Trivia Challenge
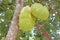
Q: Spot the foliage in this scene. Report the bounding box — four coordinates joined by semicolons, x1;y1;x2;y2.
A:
0;0;60;40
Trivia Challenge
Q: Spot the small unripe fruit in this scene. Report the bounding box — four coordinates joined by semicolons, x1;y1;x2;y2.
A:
19;6;35;32
31;3;49;20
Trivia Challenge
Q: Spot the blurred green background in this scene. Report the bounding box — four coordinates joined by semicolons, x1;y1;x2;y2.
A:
0;0;60;40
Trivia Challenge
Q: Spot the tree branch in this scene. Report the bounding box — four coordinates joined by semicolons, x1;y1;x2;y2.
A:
5;0;24;40
35;24;52;40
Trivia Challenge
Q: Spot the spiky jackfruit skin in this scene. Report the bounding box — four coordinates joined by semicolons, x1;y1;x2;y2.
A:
31;3;49;20
19;6;35;32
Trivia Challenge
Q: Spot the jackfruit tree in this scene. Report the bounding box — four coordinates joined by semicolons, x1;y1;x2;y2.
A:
0;0;60;40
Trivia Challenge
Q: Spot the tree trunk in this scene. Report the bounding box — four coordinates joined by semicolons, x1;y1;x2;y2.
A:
5;0;24;40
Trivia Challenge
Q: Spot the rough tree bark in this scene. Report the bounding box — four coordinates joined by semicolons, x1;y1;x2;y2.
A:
5;0;52;40
5;0;24;40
